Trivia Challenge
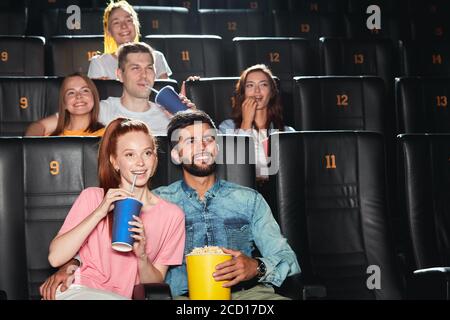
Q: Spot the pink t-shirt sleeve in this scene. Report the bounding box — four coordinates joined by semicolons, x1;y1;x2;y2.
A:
58;188;103;237
150;202;185;266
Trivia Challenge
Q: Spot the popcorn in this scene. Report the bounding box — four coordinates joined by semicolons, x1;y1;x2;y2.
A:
189;246;225;255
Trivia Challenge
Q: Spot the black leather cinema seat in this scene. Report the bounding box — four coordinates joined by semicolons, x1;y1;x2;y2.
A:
47;36;103;76
410;14;450;41
0;77;61;136
0;36;45;76
270;131;403;299
293;76;388;132
398;134;450;269
198;9;266;74
344;14;413;41
42;8;104;38
320;38;395;94
0;139;27;300
272;0;347;13
199;0;269;10
22;137;100;299
399;41;450;76
34;0;93;9
396;77;450;133
144;35;225;83
234;37;319;79
408;0;450;15
398;134;450;299
0;8;28;36
199;9;267;43
273;12;344;39
346;0;403;15
133;6;189;36
184;77;238;125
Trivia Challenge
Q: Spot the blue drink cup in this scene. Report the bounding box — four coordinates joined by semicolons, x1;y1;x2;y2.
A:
155;85;188;114
112;197;143;252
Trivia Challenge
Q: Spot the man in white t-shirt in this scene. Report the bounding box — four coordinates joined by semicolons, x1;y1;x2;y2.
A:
25;42;194;136
88;49;172;81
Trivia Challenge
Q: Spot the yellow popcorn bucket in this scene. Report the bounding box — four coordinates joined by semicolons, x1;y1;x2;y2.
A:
186;253;232;300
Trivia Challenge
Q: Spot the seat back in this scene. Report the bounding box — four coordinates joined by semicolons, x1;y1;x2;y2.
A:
184;77;238;125
144;35;225;83
398;134;450;269
133;6;189;35
47;36;103;76
273;12;344;39
23;137;100;299
199;9;267;43
198;9;266;74
0;138;27;300
0;36;45;76
396;77;450;133
272;0;347;13
0;77;61;136
0;9;27;36
344;14;412;41
270;131;402;299
399;40;450;76
42;8;103;38
293;76;388;132
320;38;395;95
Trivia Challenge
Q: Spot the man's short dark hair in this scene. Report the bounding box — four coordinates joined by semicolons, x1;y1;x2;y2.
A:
167;110;217;147
117;42;154;71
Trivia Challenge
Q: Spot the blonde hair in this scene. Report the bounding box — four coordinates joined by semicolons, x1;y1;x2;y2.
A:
103;0;141;54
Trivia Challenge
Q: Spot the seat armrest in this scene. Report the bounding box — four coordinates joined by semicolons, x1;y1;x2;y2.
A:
0;290;6;300
302;285;327;300
275;274;327;300
132;283;172;300
414;267;450;276
407;267;450;299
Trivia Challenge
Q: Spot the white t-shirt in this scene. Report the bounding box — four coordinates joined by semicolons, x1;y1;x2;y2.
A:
99;97;170;135
88;51;172;80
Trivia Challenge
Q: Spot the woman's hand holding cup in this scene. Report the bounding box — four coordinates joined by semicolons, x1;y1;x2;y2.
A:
129;215;147;259
96;188;134;218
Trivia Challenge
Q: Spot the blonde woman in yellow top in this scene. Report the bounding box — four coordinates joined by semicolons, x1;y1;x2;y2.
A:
87;0;172;80
25;73;105;137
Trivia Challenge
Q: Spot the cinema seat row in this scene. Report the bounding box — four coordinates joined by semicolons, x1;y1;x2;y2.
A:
2;131;450;299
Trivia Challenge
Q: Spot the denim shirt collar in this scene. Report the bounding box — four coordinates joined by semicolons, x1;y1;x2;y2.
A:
181;178;222;200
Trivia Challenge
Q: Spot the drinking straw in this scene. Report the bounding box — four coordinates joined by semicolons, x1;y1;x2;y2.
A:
130;174;137;194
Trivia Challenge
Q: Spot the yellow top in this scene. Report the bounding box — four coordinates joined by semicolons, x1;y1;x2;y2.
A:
59;127;105;137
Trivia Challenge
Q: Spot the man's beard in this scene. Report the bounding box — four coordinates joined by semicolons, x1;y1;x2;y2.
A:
182;162;216;177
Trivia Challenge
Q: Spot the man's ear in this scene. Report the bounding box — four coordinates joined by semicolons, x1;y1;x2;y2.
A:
116;67;123;83
171;147;181;165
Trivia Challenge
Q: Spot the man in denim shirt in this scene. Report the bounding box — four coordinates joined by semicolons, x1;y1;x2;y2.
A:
156;110;300;299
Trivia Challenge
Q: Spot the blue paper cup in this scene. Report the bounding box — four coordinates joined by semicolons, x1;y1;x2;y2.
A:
155;85;188;114
112;197;143;252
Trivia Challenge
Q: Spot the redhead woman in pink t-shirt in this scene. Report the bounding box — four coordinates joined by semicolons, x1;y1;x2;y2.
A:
46;118;185;300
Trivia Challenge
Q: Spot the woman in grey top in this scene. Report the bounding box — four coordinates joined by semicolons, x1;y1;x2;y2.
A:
219;64;295;180
88;1;172;80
